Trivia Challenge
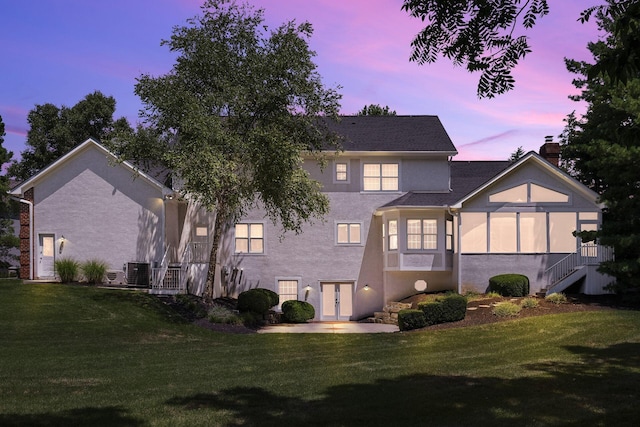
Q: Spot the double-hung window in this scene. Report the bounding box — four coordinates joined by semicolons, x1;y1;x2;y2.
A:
337;222;361;245
363;163;398;191
277;279;298;309
335;162;348;182
407;219;437;250
234;223;264;254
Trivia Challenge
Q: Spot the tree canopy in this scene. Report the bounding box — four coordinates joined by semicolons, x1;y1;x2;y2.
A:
357;104;397;116
0;115;19;268
402;0;549;98
561;0;640;296
8;91;132;181
121;0;342;298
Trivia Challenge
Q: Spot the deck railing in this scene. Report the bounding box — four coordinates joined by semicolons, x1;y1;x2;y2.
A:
545;244;614;288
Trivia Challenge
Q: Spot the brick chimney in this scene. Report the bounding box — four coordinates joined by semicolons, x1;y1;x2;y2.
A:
539;136;561;167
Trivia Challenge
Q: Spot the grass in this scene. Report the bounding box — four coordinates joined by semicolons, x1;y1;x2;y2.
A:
1;280;640;426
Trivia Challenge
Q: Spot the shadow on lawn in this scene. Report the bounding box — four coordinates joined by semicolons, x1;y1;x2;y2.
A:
0;406;142;427
166;342;640;427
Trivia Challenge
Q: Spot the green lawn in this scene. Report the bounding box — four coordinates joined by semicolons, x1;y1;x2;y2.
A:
1;280;639;426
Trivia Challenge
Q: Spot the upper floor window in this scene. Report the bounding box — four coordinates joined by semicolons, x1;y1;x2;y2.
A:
234;223;264;254
407;219;437;250
337;222;361;245
363;163;398;191
335;162;348;182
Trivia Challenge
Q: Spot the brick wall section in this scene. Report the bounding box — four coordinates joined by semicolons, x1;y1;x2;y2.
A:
19;187;33;279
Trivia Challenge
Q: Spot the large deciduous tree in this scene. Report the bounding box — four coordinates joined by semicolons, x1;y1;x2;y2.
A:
124;0;342;299
561;0;640;296
402;0;549;98
0;116;19;269
8;91;132;181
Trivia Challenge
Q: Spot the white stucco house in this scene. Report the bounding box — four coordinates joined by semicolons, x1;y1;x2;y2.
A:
9;116;613;320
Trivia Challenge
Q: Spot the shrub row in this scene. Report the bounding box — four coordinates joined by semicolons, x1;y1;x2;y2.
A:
54;258;108;284
398;293;468;331
488;274;530;297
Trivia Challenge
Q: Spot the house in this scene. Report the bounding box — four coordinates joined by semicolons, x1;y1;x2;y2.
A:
9;117;612;321
8;138;213;294
216;116;612;320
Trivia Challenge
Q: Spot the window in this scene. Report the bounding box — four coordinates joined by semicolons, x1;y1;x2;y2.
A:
335;162;348;182
277;279;298;309
519;212;547;253
549;212;577;252
460;213;487;253
489;183;569;203
407;219;437;250
388;220;398;250
446;219;453;251
195;226;208;237
234;223;264;254
337;222;361;244
363;163;398;191
489;213;517;253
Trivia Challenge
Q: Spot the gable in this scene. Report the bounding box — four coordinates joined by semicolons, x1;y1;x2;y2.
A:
453;153;600;210
9;139;172;198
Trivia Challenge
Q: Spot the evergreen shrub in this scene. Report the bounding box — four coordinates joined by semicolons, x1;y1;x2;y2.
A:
254;288;279;308
237;289;271;314
488;274;530;297
418;293;467;325
398;309;427;331
281;300;315;323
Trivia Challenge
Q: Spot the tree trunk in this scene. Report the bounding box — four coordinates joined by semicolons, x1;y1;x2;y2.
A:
204;211;225;301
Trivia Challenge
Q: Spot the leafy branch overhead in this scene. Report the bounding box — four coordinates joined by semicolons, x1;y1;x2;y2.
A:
402;0;549;98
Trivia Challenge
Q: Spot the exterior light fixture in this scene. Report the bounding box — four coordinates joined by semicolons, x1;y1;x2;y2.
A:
305;285;312;291
363;284;370;291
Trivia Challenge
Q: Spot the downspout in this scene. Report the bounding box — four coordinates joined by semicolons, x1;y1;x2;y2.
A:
446;205;460;294
11;196;33;280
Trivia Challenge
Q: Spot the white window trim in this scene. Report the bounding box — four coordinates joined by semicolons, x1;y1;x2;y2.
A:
276;277;301;310
406;218;438;251
234;222;266;255
333;161;350;184
362;162;400;192
335;221;363;246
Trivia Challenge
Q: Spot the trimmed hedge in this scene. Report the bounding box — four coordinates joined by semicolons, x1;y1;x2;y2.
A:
488;274;530;297
281;300;315;323
398;309;427;331
237;289;271;314
418;293;467;326
253;288;279;308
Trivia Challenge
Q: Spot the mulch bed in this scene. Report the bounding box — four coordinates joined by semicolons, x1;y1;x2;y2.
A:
160;293;633;334
401;293;624;331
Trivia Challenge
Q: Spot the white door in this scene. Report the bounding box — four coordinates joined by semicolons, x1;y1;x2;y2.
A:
321;283;353;321
38;234;55;278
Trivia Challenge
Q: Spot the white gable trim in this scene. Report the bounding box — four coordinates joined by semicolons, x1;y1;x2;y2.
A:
450;152;602;209
9;138;173;197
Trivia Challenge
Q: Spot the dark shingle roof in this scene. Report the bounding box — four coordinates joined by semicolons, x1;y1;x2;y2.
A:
326;116;457;153
380;160;510;208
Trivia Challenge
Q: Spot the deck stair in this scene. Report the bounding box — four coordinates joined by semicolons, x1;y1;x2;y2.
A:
540;244;613;296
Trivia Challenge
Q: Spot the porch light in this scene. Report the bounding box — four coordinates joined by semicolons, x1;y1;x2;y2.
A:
305;285;312;292
363;284;370;291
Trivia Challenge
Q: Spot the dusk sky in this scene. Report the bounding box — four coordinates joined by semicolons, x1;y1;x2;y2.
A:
1;0;601;163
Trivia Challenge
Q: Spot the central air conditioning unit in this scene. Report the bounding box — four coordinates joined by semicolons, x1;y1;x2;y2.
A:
126;262;150;287
105;270;126;285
